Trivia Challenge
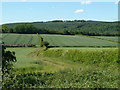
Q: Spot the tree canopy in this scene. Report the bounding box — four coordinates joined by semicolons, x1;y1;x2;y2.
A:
2;20;119;36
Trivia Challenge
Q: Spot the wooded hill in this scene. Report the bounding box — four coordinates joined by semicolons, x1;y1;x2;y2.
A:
2;20;119;36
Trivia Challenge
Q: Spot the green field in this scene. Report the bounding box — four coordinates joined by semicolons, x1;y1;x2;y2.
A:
7;47;65;73
2;34;39;45
2;34;119;88
4;47;119;88
93;36;119;42
8;47;118;71
2;34;118;47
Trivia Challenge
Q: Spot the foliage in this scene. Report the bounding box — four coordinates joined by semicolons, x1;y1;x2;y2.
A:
2;20;119;36
2;68;119;88
63;30;71;35
43;41;49;48
2;44;17;75
40;37;43;47
38;34;43;47
2;24;7;33
14;24;37;34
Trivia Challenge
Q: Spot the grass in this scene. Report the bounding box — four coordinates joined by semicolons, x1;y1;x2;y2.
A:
3;34;118;47
7;47;67;74
4;47;119;88
95;36;118;42
7;47;118;73
3;34;39;45
31;47;119;88
7;47;36;68
49;47;118;50
41;34;118;47
2;33;119;88
35;47;118;64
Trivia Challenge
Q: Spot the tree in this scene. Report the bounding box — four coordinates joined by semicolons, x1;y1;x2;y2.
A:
14;24;38;34
14;25;26;33
63;30;71;35
43;41;49;50
37;33;43;47
40;37;43;47
2;24;7;33
2;44;16;75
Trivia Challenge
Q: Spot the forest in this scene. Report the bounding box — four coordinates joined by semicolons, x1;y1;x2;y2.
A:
1;20;119;36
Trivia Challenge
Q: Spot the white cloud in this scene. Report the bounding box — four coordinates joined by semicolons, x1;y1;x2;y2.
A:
74;9;84;13
81;1;92;5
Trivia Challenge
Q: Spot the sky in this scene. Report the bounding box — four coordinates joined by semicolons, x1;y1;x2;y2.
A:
1;1;119;24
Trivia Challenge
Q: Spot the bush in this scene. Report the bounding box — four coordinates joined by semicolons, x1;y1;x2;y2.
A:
43;41;49;49
2;69;118;88
2;45;17;75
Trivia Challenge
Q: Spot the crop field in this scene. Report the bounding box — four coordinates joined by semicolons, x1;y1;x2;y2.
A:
41;34;118;47
2;34;39;45
94;36;119;42
2;34;118;47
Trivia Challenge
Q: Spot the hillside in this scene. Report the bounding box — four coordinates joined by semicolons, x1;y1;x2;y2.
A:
2;20;118;36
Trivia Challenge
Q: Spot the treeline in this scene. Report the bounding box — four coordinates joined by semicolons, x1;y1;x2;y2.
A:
1;20;119;36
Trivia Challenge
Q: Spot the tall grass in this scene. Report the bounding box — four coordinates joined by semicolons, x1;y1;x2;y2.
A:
36;48;118;65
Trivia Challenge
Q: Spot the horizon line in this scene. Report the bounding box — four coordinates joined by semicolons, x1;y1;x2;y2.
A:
1;19;118;25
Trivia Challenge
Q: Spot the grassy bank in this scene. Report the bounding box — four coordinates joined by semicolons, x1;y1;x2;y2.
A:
35;48;118;65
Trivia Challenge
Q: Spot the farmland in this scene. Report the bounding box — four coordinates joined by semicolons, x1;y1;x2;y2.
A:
4;47;119;88
2;33;119;88
1;2;119;88
93;36;119;42
2;34;118;47
2;34;39;45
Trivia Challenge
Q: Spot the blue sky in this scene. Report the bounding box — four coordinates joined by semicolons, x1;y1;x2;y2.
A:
2;2;118;24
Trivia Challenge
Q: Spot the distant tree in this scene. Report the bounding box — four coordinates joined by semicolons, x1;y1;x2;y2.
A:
14;25;26;33
14;24;37;34
2;24;7;33
2;20;118;36
51;20;63;22
74;20;86;22
8;28;14;33
63;30;71;35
